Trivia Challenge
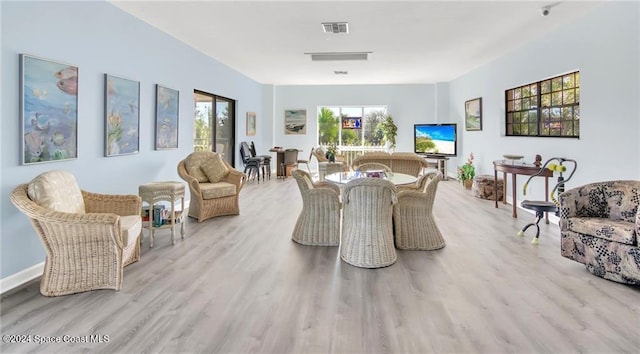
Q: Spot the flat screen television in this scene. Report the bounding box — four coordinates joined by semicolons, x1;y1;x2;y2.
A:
413;123;457;157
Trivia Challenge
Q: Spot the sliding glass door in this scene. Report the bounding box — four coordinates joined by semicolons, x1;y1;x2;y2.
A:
194;90;235;167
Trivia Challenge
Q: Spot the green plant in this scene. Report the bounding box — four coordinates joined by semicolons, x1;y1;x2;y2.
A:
324;142;338;162
457;152;475;181
379;115;398;148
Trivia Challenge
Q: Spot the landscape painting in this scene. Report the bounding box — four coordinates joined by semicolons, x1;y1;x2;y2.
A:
105;74;140;156
284;109;306;135
155;85;179;149
20;54;78;164
465;97;482;131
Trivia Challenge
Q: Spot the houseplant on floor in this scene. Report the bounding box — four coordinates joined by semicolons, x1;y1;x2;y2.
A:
458;152;475;189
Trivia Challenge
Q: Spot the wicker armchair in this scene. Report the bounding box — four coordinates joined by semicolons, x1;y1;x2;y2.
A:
351;152;392;171
352;152;429;177
393;171;445;250
340;178;398;268
312;147;347;181
9;170;142;296
354;162;392;173
390;152;430;177
177;151;247;222
291;170;341;246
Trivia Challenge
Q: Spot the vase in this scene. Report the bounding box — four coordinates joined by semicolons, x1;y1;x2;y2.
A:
463;179;473;190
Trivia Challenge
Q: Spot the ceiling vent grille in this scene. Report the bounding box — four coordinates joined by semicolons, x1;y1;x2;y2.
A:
334;71;348;75
322;22;349;34
305;52;371;61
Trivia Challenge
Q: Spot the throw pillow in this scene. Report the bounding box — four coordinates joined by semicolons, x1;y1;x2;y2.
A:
27;170;85;213
200;155;230;183
185;151;213;182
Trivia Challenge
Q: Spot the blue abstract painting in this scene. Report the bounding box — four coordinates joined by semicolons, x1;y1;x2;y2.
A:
105;74;140;156
21;54;78;164
155;85;179;149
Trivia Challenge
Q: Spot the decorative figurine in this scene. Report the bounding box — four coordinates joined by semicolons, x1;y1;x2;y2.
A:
534;154;542;167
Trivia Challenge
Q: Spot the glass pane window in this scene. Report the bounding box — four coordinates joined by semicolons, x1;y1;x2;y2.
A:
505;71;579;138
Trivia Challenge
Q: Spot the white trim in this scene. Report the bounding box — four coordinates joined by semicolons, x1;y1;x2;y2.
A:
0;262;44;294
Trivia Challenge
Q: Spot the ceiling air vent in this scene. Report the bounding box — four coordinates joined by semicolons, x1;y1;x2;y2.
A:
334;71;348;75
322;22;349;34
305;52;371;61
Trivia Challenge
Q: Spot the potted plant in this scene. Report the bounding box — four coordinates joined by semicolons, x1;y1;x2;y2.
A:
379;115;398;151
325;143;338;162
457;152;475;189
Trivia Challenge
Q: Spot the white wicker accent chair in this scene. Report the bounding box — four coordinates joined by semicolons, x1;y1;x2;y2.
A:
340;178;398;268
393;171;445;250
10;170;142;296
291;170;341;246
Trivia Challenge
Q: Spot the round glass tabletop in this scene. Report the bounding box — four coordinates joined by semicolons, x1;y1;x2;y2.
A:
325;171;417;186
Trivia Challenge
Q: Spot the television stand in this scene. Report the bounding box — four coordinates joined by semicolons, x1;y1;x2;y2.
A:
421;155;449;179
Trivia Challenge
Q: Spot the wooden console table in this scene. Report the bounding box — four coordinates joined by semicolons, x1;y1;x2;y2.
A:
493;161;553;223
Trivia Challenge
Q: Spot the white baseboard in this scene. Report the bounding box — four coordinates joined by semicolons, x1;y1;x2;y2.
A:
0;262;44;294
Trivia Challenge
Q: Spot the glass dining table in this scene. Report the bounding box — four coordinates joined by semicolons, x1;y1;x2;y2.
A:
325;171;417;186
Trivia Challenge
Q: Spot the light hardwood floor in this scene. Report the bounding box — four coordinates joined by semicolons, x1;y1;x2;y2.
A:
1;174;639;354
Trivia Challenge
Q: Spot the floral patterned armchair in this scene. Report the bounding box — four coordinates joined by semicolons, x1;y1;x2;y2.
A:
559;180;640;284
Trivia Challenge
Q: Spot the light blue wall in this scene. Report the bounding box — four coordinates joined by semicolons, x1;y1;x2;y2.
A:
448;1;639;202
274;84;446;169
1;1;264;278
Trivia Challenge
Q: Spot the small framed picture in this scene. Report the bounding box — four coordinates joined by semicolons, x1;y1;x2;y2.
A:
246;112;256;136
465;97;482;131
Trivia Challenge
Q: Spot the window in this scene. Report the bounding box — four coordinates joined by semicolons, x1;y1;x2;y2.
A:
506;71;580;137
317;106;388;147
194;90;236;166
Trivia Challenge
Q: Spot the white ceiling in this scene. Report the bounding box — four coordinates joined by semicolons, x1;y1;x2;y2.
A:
110;0;604;86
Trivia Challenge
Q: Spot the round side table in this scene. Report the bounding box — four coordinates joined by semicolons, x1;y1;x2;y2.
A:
138;181;186;248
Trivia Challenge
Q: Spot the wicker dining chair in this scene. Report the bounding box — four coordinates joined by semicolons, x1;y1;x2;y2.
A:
10;170;142;296
291;170;341;246
340;178;398;268
354;162;392;173
393;171;445;250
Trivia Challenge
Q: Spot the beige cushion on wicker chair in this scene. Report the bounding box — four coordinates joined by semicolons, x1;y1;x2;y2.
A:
184;151;212;182
120;215;142;247
27;170;85;213
200;182;237;199
200;154;230;183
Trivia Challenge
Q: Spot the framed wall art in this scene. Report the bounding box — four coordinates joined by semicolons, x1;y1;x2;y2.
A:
20;54;78;164
105;74;140;157
465;97;483;131
246;112;256;136
155;84;179;150
284;109;306;135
